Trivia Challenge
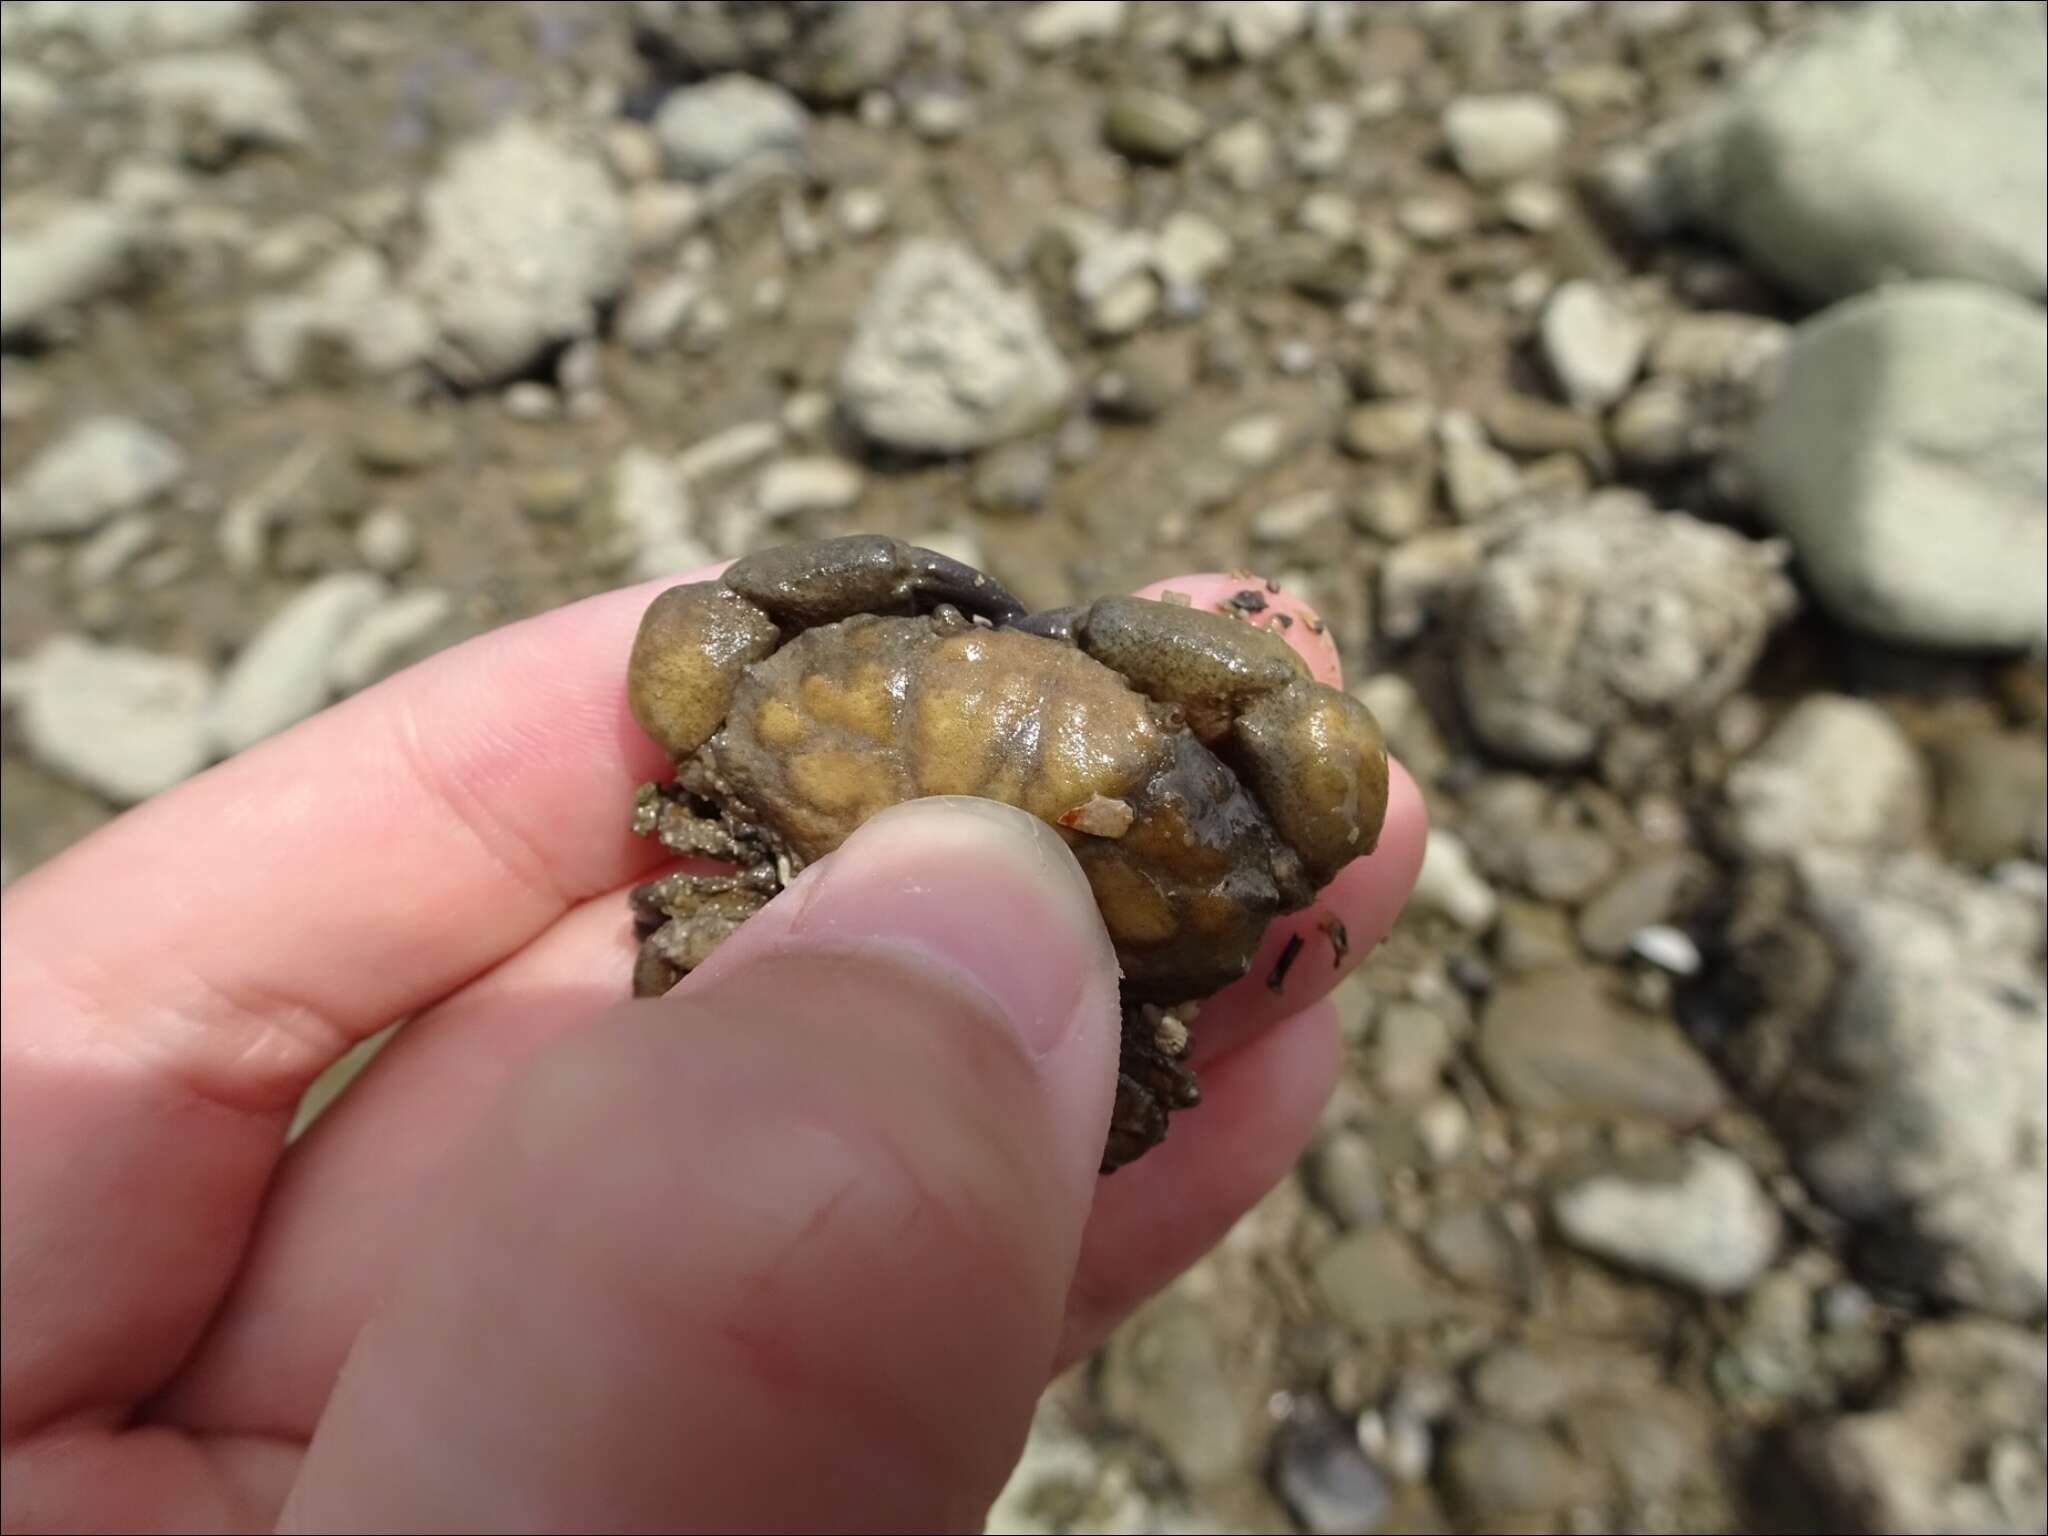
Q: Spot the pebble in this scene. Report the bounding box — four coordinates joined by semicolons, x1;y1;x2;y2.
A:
1374;1002;1453;1103
1018;0;1127;52
352;409;454;474
617;273;700;355
1250;489;1338;545
1316;1228;1461;1332
1305;1132;1383;1228
1288;102;1354;179
1480;394;1604;461
126;49;309;165
0;199;146;344
1541;281;1647;410
353;507;418;574
1553;1140;1782;1296
1341;399;1434;460
1104;87;1206;162
502;382;557;420
1576;851;1711;958
1456;496;1797;767
204;574;388;757
1477;965;1725;1125
1422;1204;1528;1296
1416;1095;1472;1166
907;92;972;143
1219;412;1290;470
1208;118;1277;192
1442;1418;1596;1522
1611;377;1697;468
1630;924;1701;977
1151;211;1233;289
2;415;186;542
1272;1406;1392;1535
406;119;628;387
676;421;783;484
592;446;695;579
1411;829;1499;933
245;247;435;388
1099;1294;1251;1478
1738;281;2046;653
329;588;455;693
1442;93;1570;184
622;185;703;260
1933;729;2048;868
14;635;214;804
1395;192;1472;245
967;441;1051;516
603;119;661;184
837;240;1070;455
752;456;865;521
69;513;156;588
1436;411;1518;520
653;74;808;179
832;186;889;240
1722;695;1928;861
1499;180;1565;232
1378;527;1484;641
1492;897;1579;974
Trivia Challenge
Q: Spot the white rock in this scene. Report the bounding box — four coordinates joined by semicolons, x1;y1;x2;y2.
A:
407;120;629;387
8;0;252;53
204;574;388;756
1412;829;1499;933
753;456;864;520
653;74;808;179
625;182;704;257
330;588;454;693
244;246;434;387
617;273;700;355
1443;93;1570;184
1600;1;2046;302
1541;281;1647;410
836;240;1071;455
1738;281;2047;653
0;199;146;343
1457;496;1797;766
1019;0;1126;51
1203;0;1309;60
354;507;418;575
593;446;694;576
1379;528;1486;642
1792;850;2047;1319
1630;924;1702;977
125;51;309;161
1553;1140;1781;1296
14;635;214;804
1438;410;1520;520
675;421;784;484
833;186;889;240
1207;117;1276;191
1724;695;1928;860
1151;210;1233;288
69;512;157;588
2;416;186;542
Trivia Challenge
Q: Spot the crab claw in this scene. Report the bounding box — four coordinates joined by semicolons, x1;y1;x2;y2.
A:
724;534;1028;629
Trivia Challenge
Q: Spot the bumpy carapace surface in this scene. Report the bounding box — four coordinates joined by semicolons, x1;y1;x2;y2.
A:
625;535;1388;1171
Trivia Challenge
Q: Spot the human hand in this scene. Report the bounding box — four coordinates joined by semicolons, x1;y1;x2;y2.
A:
0;563;1426;1534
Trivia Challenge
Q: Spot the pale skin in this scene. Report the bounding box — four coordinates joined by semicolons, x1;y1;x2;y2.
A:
0;563;1428;1533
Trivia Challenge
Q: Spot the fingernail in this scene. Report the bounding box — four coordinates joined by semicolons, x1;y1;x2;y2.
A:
786;797;1116;1059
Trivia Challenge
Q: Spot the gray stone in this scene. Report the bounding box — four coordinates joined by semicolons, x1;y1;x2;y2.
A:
1456;495;1797;767
1104;88;1206;162
972;441;1054;515
330;588;455;693
1738;281;2047;653
652;74;808;179
1203;0;1309;61
1316;1229;1461;1332
1540;281;1647;410
1341;400;1434;460
1374;1002;1454;1103
2;416;185;542
1250;489;1338;546
13;635;214;804
1151;211;1232;289
587;446;703;580
0;199;147;344
1602;2;2046;303
1437;411;1519;521
7;0;253;53
837;240;1071;456
1272;1407;1392;1536
1443;93;1570;184
1934;729;2048;868
1304;1132;1383;1229
1379;527;1486;642
1790;851;2047;1319
245;247;435;388
205;574;388;755
69;513;156;588
1442;1418;1596;1523
617;273;700;355
1553;1140;1782;1296
1519;826;1618;905
626;183;705;257
1411;829;1498;933
126;50;308;165
905;92;971;143
1724;695;1929;860
1493;897;1580;974
1480;394;1604;461
1478;965;1726;1125
1207;118;1277;193
1100;1294;1251;1482
1610;377;1699;468
1422;1205;1528;1296
1577;851;1713;959
407;120;629;387
352;409;454;475
1651;311;1789;385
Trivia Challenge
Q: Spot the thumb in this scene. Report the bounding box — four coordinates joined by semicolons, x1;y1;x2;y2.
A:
283;798;1123;1535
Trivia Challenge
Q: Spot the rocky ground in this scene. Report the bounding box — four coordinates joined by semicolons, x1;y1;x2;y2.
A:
3;1;2046;1532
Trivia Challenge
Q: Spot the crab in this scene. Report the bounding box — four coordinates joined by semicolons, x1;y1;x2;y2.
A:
623;535;1389;1172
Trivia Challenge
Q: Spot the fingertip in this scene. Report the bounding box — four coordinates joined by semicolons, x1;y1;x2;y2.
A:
1130;571;1344;685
